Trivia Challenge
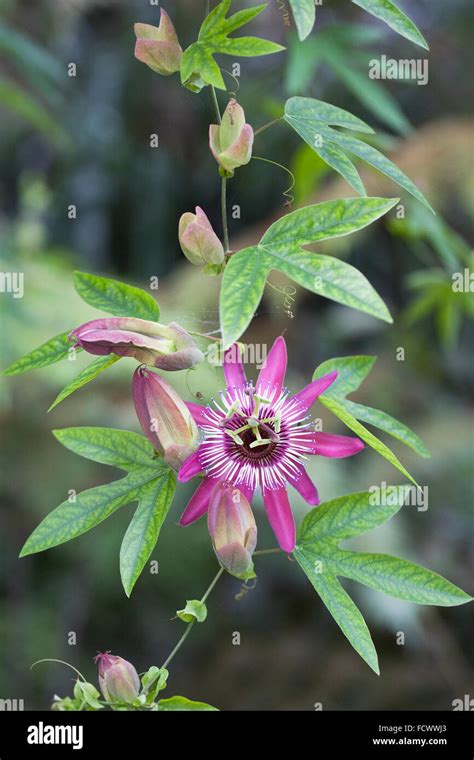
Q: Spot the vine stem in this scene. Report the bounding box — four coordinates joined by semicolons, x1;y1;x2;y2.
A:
253;548;282;557
160;567;225;671
208;86;230;254
189;330;222;343
254;118;282;137
210;86;221;124
221;175;230;253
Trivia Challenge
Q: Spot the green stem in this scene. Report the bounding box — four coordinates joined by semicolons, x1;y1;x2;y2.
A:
221;175;230;253
201;566;225;603
254;548;282;556
161;621;196;671
208;87;230;253
160;567;225;671
253;118;282;137
189;330;222;343
210;86;221;124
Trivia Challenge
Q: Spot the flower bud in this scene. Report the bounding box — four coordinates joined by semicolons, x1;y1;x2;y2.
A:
208;482;257;580
209;99;254;174
94;653;140;704
133;366;199;469
70;318;204;371
178;207;224;267
134;10;182;76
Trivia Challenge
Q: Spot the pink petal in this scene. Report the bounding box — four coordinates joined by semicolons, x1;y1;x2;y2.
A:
310;432;365;458
262;487;295;553
179;477;216;526
256;336;287;397
177;449;203;482
289;466;320;505
185;402;209;426
223;344;247;388
292;370;338;411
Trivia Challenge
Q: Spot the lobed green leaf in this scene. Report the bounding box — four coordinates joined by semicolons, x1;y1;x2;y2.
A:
220;198;397;348
284;97;433;211
294;491;472;671
180;0;284;91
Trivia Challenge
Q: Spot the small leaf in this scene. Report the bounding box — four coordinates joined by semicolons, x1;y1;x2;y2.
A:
19;467;157;557
157;696;218;711
120;470;176;596
48;355;120;412
220;247;267;352
313;355;376;398
141;666;168;702
3;331;77;376
259;196;396;247
344;400;430;458
73;270;160;321
297;490;402;545
293;550;380;674
288;0;316;41
319;395;419;486
177;600;208;624
352;0;429;50
73;681;103;710
330;550;473;606
52;427;156;469
313;355;430;460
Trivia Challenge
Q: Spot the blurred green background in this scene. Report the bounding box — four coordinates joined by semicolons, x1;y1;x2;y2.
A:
0;0;473;710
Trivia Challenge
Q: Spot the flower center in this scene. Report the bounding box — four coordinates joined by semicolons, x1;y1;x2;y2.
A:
239;426;278;459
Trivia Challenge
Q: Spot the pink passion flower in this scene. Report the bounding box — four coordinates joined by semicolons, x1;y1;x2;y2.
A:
178;337;365;553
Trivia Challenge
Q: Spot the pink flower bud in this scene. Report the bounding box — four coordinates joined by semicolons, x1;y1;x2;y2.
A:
178;207;224;267
208;482;257;580
94;653;140;704
69;318;204;371
209;99;254;174
134;10;182;76
133;366;199;469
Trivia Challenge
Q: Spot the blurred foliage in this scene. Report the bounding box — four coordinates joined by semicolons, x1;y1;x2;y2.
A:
0;0;473;710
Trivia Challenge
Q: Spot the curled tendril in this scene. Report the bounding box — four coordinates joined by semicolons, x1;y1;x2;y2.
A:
235;576;258;601
251;156;295;207
266;281;297;319
185;369;204;400
220;68;241;98
30;658;87;682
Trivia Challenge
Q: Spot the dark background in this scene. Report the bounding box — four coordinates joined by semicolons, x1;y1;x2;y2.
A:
0;0;473;710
